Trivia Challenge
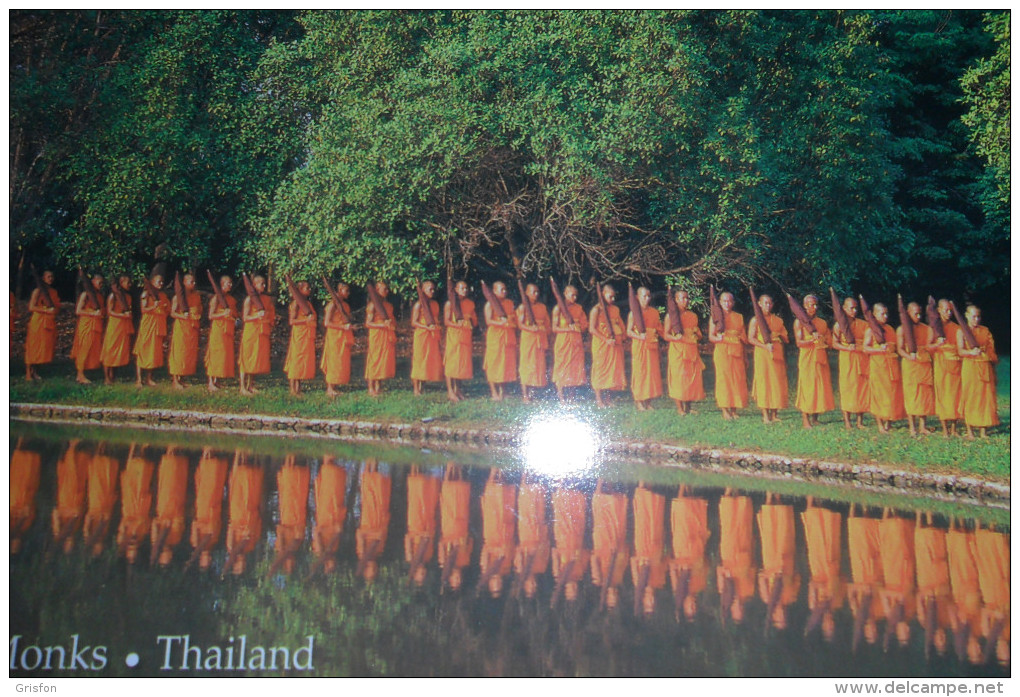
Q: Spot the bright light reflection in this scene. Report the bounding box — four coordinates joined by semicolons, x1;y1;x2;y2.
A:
523;413;599;477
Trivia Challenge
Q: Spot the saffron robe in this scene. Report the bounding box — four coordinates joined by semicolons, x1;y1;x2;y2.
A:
590;303;626;391
443;298;477;380
795;317;835;414
275;460;310;559
518;302;550;388
946;528;982;627
591;486;629;587
834;318;870;413
751;314;789;410
151;451;189;555
321;301;354;385
356;467;392;560
717;495;757;605
71;294;104;371
552;302;588;388
227;461;264;560
239;293;275;375
365;300;397;381
283;305;316;381
933;322;963;421
901;323;935;417
101;293;134;368
515;480;550;576
313;459;347;558
117;456;154;550
405;469;440;565
869;325;906;421
190;453;228;552
666;310;706;401
713;312;748;408
411;299;443;382
480;477;516;577
632;486;667;590
25;287;60;365
551;488;589;584
204;295;237;379
483;298;518;384
53;444;89;541
134;291;169;370
757;502;801;609
84;454;119;545
10;448;41;536
960;326;999;428
670;494;710;599
631;306;663;401
439;473;473;572
168;291;202;376
802;505;844;610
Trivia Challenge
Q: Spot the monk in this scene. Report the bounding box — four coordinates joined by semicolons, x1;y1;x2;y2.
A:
83;447;119;557
117;446;154;564
514;472;550;599
134;274;170;387
663;289;705;415
832;297;870;430
238;275;275;395
52;440;89;554
405;465;440;586
590;479;629;610
932;299;963;437
479;469;516;597
283;280;316;396
365;281;397;397
226;451;264;576
551;487;589;606
748;294;789;424
483;281;518;401
632;483;668;616
273;455;310;576
72;274;105;384
794;295;835;429
670;485;710;622
709;292;748;420
946;520;982;662
589;284;626;407
189;446;228;571
204;275;238;392
551;284;588;402
897;302;935;435
310;457;347;576
878;510;917;650
517;283;550;404
168;274;202;390
438;464;473;592
150;446;188;566
321;281;354;398
847;505;885;649
914;512;952;658
974;525;1009;666
757;492;801;631
957;305;999;439
443;280;478;402
10;439;41;554
24;269;59;381
717;489;757;624
628;287;663;411
411;281;442;397
355;459;391;583
802;497;844;641
100;276;134;385
863;303;905;433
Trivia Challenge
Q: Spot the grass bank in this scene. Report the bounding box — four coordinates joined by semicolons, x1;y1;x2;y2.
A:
9;356;1010;482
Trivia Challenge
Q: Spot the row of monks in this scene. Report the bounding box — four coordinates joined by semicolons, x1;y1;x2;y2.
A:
21;271;1000;436
10;440;1009;665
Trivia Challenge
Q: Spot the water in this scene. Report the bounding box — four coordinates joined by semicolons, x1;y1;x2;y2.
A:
9;421;1010;677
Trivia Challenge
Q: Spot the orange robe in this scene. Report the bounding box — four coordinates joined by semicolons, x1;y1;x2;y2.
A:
552;302;588;388
134;291;169;370
802;505;844;610
915;523;951;628
84;454;119;545
869;325;906;420
10;447;42;537
411;300;442;382
405;469;440;565
227;460;264;561
190;452;228;552
974;529;1010;640
321;301;354;385
239;293;275;375
751;314;788;410
439;473;473;573
901;323;934;416
795;317;835;414
313;458;347;559
169;290;202;376
960;326;999;428
151;451;189;556
117;455;154;551
71;295;104;371
518;302;550;388
25;287;60;365
275;460;310;559
878;516;916;622
590;304;625;391
717;494;757;606
443;298;477;380
515;479;550;576
356;466;392;561
670;494;710;599
480;476;516;578
101;294;134;368
847;513;885;625
204;295;238;378
283;306;317;380
667;310;706;401
713;312;748;408
834;318;870;413
551;489;589;584
933;322;963;420
632;486;667;590
631;306;663;401
757;502;801;609
53;444;89;542
591;486;629;587
946;528;982;630
483;299;518;383
365;300;397;381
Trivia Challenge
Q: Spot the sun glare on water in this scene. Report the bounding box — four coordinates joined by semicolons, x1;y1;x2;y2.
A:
522;413;599;477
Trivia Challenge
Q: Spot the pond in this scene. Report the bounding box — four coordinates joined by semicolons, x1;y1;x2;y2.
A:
9;420;1010;677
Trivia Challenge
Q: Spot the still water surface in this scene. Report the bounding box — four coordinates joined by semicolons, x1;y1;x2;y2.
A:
9;421;1010;677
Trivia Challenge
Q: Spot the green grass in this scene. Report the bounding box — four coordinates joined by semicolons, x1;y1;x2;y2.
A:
10;355;1010;482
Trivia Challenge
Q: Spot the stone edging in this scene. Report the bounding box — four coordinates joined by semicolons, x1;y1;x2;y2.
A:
10;402;1010;509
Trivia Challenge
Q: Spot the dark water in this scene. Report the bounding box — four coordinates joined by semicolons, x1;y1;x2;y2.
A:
9;421;1010;677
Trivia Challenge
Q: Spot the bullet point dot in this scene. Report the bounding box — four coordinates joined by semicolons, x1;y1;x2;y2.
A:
125;652;139;668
